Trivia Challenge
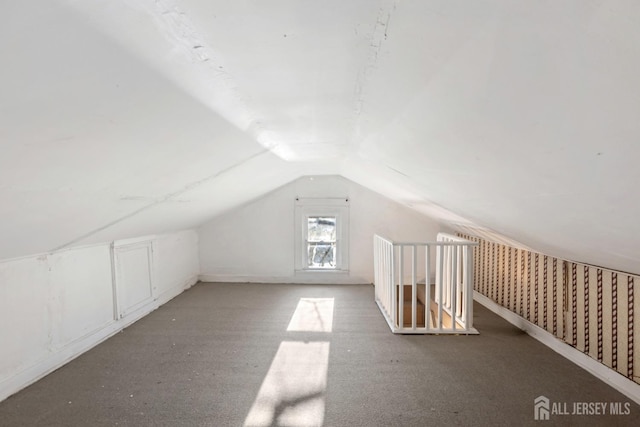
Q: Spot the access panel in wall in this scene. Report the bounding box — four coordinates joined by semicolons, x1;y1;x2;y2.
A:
113;240;154;319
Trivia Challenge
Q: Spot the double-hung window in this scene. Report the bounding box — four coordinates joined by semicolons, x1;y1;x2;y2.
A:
295;198;349;272
306;216;337;269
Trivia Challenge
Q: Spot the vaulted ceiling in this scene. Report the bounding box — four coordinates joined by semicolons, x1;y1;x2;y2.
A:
2;1;639;274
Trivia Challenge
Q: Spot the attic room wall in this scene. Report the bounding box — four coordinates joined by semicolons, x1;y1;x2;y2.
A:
198;176;442;284
460;233;640;394
0;230;199;402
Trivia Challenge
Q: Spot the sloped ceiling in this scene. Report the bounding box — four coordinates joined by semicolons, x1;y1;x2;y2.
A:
1;1;639;274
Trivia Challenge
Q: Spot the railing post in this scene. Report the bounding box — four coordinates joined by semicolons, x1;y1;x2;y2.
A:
374;236;378;300
437;244;444;330
425;244;431;331
466;245;474;330
460;245;469;329
384;240;388;317
411;244;417;330
446;242;451;313
391;243;396;331
398;245;403;330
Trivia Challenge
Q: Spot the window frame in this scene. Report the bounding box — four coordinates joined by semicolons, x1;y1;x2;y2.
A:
294;197;349;273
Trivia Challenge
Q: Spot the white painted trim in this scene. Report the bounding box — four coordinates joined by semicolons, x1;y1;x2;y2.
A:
294;197;350;207
0;274;198;403
0;309;146;403
198;273;370;285
0;230;198;266
112;234;158;248
51;318;116;352
474;291;640;406
109;242;119;321
0;241;111;265
155;274;198;304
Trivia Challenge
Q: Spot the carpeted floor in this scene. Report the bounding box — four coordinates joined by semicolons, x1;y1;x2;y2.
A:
0;282;638;426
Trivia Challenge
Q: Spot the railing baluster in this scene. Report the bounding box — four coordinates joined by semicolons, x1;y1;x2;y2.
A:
457;245;462;319
451;243;458;331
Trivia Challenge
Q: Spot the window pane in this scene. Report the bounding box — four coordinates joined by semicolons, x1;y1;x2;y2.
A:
307;242;335;268
307;217;336;268
307;217;336;242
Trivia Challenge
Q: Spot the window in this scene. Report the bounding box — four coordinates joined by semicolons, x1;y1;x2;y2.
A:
295;198;349;272
306;216;336;268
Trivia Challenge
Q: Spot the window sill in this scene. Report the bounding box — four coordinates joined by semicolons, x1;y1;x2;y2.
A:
295;269;350;275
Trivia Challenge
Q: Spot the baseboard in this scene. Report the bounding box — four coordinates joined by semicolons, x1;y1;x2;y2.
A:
474;291;640;406
198;273;371;285
155;274;198;305
0;275;198;403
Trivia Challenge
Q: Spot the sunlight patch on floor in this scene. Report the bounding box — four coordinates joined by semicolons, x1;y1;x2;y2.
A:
243;341;330;427
286;298;334;333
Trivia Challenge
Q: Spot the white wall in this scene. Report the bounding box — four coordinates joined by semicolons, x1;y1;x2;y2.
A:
0;229;199;402
198;175;442;284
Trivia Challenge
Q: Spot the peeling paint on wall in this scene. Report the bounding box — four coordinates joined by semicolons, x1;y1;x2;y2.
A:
352;0;398;123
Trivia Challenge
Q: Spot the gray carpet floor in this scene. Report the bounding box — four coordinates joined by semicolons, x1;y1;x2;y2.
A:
0;282;638;426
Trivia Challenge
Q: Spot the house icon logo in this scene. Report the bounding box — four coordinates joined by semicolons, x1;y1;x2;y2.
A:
534;395;550;420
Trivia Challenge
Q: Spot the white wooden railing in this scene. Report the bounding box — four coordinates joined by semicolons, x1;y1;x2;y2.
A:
373;233;478;334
